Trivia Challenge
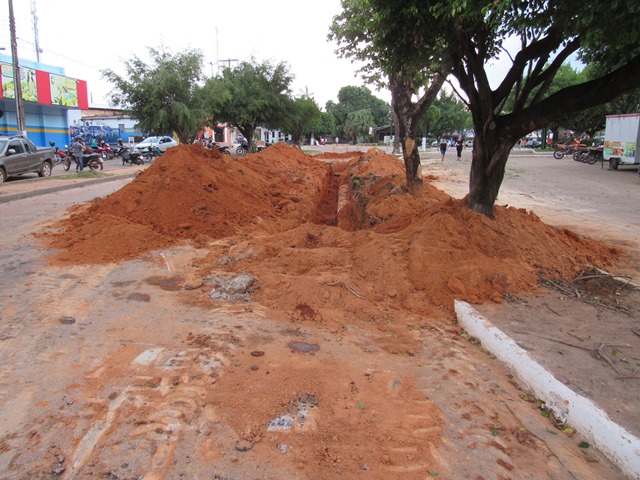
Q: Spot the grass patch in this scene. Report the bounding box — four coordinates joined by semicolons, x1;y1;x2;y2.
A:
51;170;112;180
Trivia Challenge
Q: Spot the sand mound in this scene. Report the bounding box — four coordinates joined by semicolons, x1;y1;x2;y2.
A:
42;144;620;317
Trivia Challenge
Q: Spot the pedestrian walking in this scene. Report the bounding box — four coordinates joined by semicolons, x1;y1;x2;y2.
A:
456;138;463;161
439;138;448;161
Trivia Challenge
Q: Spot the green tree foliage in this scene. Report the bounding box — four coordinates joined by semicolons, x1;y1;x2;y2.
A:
350;0;640;216
103;47;206;144
416;105;441;141
330;1;448;189
428;92;471;139
343;109;376;143
281;96;322;145
325;85;390;138
317;112;337;139
437;0;640;216
209;59;293;148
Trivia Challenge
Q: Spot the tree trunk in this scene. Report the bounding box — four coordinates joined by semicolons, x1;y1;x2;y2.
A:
390;77;421;190
391;108;400;155
388;70;446;192
238;125;255;149
468;131;516;218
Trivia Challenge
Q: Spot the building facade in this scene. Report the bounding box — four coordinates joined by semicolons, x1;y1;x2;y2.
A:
0;53;88;147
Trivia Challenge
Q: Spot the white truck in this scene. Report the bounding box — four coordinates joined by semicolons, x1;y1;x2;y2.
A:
603;113;640;171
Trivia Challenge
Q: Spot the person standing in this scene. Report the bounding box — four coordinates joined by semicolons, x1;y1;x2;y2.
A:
439;138;448;161
455;137;463;161
72;137;85;172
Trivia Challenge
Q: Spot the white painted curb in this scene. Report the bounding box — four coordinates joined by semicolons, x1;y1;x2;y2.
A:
455;300;640;480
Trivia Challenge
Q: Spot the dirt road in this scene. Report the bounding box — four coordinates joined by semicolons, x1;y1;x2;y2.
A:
0;146;634;479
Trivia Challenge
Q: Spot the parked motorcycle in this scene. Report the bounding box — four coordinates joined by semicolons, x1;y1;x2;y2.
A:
209;142;231;155
93;141;115;160
49;141;68;167
141;146;162;163
236;141;249;156
236;141;270;156
121;148;145;165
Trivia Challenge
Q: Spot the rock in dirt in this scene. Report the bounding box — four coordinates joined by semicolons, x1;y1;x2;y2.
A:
207;273;259;302
235;439;254;452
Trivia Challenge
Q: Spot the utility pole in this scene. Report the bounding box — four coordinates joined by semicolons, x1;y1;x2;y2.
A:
215;27;219;76
8;0;26;136
219;58;238;70
31;0;42;62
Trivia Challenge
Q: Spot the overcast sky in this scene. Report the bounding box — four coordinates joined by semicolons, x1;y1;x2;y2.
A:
1;0;381;109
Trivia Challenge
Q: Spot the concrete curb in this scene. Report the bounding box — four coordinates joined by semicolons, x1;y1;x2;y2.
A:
0;173;137;204
455;300;640;480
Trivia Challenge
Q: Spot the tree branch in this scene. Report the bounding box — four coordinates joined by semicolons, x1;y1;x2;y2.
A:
492;30;565;106
500;53;640;138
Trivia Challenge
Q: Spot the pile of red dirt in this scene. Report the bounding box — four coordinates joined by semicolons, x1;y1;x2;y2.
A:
42;143;621;319
42;144;328;264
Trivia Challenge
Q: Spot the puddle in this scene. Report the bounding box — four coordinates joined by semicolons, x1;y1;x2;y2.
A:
288;341;320;354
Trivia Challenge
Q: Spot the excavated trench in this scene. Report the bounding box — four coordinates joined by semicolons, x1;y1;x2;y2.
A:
312;161;364;230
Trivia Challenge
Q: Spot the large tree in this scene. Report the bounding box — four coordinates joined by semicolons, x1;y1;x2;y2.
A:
281;96;322;145
343;109;376;143
334;0;640;216
325;85;390;137
210;59;293;148
330;1;447;190
103;47;206;144
429;91;472;140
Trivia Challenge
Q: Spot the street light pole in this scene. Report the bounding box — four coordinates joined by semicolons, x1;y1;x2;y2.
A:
8;0;27;136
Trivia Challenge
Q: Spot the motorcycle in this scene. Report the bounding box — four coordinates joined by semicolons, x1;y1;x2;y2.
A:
209;142;231;155
236;141;270;156
49;141;68;167
66;147;103;171
236;141;249;156
141;146;162;163
120;147;145;165
93;142;115;160
113;144;129;159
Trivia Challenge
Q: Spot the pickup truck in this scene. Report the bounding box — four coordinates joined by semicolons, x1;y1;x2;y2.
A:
0;135;54;183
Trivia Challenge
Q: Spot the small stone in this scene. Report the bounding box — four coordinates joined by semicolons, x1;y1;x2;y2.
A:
54;454;65;464
235;440;254;452
250;351;265;357
250;365;259;371
230;455;238;463
52;465;65;475
184;277;204;290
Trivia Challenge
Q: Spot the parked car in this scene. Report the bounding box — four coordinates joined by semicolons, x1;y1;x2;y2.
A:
0;135;54;183
134;136;178;153
464;139;474;148
525;138;542;148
